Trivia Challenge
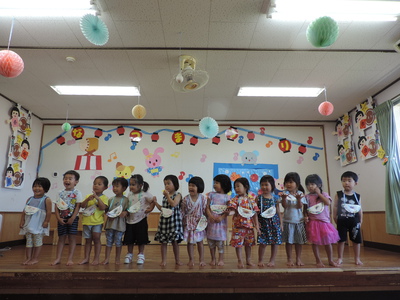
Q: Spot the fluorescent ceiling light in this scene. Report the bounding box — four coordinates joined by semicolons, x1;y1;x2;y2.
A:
237;87;324;97
51;86;141;96
0;0;97;17
268;0;400;22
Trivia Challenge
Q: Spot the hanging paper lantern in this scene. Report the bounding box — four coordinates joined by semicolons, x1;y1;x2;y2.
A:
278;138;292;153
132;104;146;119
129;129;142;142
71;126;85;140
318;101;334;116
172;130;185;145
80;14;109;46
225;127;238;141
151;132;159;142
199;117;219;139
0;50;24;78
117;126;125;136
61;122;71;132
247;131;255;141
212;136;220;145
56;136;66;145
298;144;307;155
94;128;103;138
306;16;339;48
190;136;198;146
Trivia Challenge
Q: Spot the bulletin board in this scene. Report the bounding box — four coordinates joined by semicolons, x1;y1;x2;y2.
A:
38;124;327;207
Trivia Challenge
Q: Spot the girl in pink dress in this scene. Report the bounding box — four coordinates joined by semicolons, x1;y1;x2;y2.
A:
205;174;232;266
305;174;340;267
181;176;207;267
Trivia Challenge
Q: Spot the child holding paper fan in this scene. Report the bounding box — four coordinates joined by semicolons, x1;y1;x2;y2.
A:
154;174;184;267
181;176;208;267
305;174;340;268
227;177;260;268
123;174;156;265
206;174;232;266
257;175;282;267
280;172;307;267
19;177;52;265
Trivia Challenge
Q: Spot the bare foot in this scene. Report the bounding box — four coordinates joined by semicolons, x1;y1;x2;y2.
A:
160;261;166;267
286;260;294;267
329;261;339;267
175;260;183;266
199;261;206;267
209;260;216;266
316;262;325;268
217;260;224;266
237;260;244;268
296;260;305;266
258;261;265;267
187;260;195;267
27;259;39;265
102;260;109;265
79;259;89;265
91;260;99;266
22;259;31;265
335;258;343;265
246;261;256;267
66;260;74;266
266;261;275;267
51;259;61;266
355;259;363;265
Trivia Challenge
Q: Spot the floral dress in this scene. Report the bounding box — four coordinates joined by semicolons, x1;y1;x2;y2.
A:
257;194;282;245
154;192;184;243
206;192;230;241
181;194;207;244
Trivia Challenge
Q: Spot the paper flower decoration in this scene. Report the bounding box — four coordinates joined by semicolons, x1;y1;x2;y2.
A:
132;104;146;119
306;16;339;48
199;117;219;139
80;14;109;46
61;122;71;132
318;101;334;116
0;50;24;78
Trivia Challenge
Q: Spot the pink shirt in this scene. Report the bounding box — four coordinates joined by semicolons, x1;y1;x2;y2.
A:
306;192;332;223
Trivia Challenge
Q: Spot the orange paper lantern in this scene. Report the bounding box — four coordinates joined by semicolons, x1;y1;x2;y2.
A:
0;50;24;78
318;101;334;116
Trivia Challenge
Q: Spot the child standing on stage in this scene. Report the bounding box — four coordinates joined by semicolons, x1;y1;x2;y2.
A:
154;174;184;267
305;174;340;267
333;171;363;265
52;170;83;266
206;174;232;266
280;172;307;267
79;176;109;266
102;177;129;265
257;175;282;267
181;176;208;267
123;174;156;265
227;177;260;268
19;177;52;265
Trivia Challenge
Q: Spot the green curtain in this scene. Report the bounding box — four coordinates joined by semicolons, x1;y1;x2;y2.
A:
374;98;400;235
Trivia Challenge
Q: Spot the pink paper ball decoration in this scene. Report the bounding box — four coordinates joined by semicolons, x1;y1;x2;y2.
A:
0;50;24;78
318;101;334;116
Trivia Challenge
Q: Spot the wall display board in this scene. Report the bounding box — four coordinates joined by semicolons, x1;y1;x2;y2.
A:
38;124;327;208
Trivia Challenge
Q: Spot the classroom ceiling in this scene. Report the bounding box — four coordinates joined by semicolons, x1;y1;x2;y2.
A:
1;0;400;123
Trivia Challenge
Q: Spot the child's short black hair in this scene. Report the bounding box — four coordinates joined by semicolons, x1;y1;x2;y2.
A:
33;177;51;193
214;174;232;194
234;177;250;193
95;176;109;187
130;174;149;192
164;174;179;191
260;175;276;192
341;171;358;183
305;174;323;192
189;176;205;193
63;170;80;181
112;177;128;190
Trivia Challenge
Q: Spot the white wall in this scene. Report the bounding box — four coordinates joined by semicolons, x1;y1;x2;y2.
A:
0;95;43;211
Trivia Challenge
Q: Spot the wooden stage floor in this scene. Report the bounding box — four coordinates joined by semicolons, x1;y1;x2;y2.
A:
0;243;399;296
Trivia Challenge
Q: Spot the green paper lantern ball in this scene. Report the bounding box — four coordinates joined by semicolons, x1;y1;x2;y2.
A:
306;16;339;48
61;122;71;132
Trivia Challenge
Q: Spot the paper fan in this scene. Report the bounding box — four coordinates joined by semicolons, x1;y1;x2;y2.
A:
80;14;109;46
24;205;39;215
199;117;219;139
261;206;276;218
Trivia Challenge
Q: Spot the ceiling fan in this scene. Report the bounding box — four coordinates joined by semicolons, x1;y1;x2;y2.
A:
171;55;209;92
